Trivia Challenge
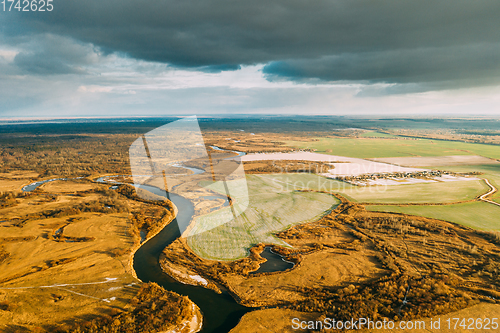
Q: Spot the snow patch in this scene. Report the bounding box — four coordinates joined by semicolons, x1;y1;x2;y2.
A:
189;275;208;286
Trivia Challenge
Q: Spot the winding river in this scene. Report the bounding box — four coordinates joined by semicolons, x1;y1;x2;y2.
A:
131;184;250;333
122;150;252;332
23;149;255;332
22;146;313;332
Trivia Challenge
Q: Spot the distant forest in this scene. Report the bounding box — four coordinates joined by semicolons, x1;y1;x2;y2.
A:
1;116;499;177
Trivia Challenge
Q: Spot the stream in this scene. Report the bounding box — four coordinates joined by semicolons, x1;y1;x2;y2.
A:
21;147;295;333
23;176;251;332
131;184;250;332
251;246;294;274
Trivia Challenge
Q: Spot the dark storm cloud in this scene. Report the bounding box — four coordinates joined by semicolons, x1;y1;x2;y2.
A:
263;44;500;85
7;0;500;84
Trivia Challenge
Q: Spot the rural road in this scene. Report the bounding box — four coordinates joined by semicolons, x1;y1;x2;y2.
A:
480;178;500;207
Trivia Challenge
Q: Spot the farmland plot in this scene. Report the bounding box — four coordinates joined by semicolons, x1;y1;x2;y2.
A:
368;202;500;231
287;137;500;159
258;173;488;204
187;175;339;260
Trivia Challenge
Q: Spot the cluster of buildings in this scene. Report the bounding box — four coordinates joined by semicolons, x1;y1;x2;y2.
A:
336;170;479;185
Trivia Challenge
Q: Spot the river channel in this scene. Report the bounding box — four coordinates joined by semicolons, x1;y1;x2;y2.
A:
21;148;295;332
131;184;250;333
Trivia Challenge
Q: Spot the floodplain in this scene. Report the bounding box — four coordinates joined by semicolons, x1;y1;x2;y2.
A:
1;116;500;333
187;175;340;260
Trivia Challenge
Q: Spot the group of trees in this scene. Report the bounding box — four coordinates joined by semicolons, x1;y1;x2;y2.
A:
0;191;34;208
56;283;195;333
129;206;168;239
243;160;331;174
251;202;500;326
0;134;135;177
293;273;477;329
22;197;128;221
116;184;174;241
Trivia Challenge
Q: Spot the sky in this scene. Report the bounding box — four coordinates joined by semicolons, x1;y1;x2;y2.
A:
1;0;500;117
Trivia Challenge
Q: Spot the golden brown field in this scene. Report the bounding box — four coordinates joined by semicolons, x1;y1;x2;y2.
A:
164;193;500;332
0;174;196;332
1;123;499;333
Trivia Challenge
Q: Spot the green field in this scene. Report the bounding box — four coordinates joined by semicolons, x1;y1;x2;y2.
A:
287;137;500;159
189;160;499;259
342;180;488;204
257;173;489;204
368;202;500;231
430;164;500;203
188;175;339;260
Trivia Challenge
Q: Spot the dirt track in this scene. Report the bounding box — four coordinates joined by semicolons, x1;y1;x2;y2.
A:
480;178;500;207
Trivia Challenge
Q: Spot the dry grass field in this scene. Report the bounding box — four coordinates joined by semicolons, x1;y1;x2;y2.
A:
202;131;305;154
229;308;320;333
0;180;29;193
166;198;500;333
0;171;40;180
225;243;387;305
0;180;136;331
230;302;500;333
0;176;187;332
1;120;499;332
358;303;500;333
0;171;39;193
40;180;96;193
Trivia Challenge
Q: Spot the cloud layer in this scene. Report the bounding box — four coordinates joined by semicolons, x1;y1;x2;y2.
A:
1;1;500;117
5;0;500;85
12;34;100;74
